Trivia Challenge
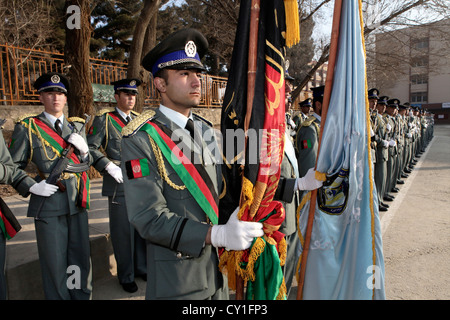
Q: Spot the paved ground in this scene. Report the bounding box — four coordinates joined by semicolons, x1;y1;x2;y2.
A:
4;124;450;300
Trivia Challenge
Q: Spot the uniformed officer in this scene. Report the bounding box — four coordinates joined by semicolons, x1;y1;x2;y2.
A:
367;89;387;211
120;28;263;300
383;99;399;202
295;85;324;178
8;72;92;299
87;78;147;293
373;96;391;210
298;98;312;124
0;124;33;299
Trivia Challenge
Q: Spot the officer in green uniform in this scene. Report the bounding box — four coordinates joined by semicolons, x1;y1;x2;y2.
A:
368;89;387;212
295;86;324;178
121;28;263;300
373;96;391;210
298;98;312;124
8;72;92;299
87;78;147;293
383;99;399;202
0;125;34;299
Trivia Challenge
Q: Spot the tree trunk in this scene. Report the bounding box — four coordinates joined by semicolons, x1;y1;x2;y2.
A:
127;0;160;112
64;0;94;120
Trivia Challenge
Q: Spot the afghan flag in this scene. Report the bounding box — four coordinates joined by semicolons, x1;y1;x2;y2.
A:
219;0;299;300
295;0;385;299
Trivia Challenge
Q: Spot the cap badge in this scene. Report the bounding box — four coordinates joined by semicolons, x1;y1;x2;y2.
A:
130;80;136;86
51;75;61;83
185;40;197;58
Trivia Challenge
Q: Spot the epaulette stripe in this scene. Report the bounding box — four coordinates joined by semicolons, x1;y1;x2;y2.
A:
96;107;116;116
16;114;39;123
68;117;85;123
122;109;156;137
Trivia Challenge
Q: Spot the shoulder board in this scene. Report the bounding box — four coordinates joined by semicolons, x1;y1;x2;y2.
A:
16;113;39;123
122;109;156;137
68;117;85;124
96;107;116;116
130;110;140;116
300;115;316;127
193;113;213;127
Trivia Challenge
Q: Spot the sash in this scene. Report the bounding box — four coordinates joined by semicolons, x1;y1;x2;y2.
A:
107;112;127;133
22;117;90;209
140;120;219;225
0;197;21;240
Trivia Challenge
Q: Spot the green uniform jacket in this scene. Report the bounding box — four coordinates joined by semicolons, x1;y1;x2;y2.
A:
87;107;139;196
8;113;92;218
0;131;29;186
295;115;320;178
121;108;225;300
375;113;388;162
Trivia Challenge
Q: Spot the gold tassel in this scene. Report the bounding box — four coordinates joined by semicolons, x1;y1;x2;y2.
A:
284;0;300;47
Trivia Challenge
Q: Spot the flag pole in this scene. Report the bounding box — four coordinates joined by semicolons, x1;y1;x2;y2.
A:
296;0;343;300
236;0;261;300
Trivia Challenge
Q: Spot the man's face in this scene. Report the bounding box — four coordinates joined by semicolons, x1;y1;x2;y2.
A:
115;92;136;113
376;104;386;114
39;91;67;117
301;106;311;115
155;69;202;115
369;98;377;110
386;106;396;116
285;80;293;112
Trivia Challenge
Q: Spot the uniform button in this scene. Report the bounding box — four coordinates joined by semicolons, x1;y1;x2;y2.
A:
176;252;182;259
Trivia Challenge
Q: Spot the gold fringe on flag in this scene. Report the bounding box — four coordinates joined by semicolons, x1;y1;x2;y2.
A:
284;0;300;47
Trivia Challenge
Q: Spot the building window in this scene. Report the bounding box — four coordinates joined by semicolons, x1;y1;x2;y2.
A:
411;92;428;103
411;74;428;85
412;38;429;50
411;56;428;67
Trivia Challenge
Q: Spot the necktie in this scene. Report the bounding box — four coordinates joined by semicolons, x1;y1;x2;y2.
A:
185;118;196;140
54;119;62;136
126;115;131;123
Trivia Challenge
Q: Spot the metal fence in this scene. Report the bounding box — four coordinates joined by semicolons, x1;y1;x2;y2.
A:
0;43;227;108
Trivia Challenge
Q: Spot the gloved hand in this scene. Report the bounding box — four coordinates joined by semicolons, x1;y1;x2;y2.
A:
288;118;296;130
407;133;412;138
386;123;392;132
211;207;264;251
382;140;389;148
29;180;58;197
68;133;89;156
106;162;123;183
389;139;397;147
296;167;323;191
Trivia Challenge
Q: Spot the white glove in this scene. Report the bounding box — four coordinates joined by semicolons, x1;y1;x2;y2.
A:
389;140;397;147
68;133;89;156
288;118;296;130
386;123;392;132
106;162;123;183
29;180;58;197
407;133;412;138
370;127;375;137
382;140;389;148
296;167;323;191
211;207;264;251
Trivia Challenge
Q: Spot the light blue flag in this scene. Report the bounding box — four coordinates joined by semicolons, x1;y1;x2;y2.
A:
297;0;385;300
